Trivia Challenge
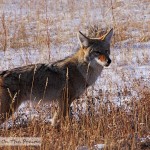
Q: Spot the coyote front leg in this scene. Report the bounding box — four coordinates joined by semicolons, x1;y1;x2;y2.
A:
51;99;71;126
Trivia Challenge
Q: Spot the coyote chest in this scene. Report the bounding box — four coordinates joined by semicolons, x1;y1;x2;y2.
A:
60;62;103;100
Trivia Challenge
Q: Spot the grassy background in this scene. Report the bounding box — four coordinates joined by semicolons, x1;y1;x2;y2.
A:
0;0;149;149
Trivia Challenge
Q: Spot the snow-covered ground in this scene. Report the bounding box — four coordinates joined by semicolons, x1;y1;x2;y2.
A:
0;1;149;150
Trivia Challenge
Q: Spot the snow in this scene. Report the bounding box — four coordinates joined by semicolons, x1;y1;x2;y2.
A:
140;136;150;143
76;144;105;150
94;144;105;150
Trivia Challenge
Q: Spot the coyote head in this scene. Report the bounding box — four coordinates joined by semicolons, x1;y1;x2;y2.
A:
78;29;113;67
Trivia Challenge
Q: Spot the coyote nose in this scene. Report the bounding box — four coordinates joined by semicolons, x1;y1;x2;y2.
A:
107;59;111;64
106;59;111;66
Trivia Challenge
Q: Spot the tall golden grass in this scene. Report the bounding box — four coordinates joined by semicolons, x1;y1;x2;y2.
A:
0;90;149;149
0;0;149;149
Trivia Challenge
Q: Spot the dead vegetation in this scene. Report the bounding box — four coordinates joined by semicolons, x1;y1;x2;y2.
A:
0;89;149;150
0;0;149;149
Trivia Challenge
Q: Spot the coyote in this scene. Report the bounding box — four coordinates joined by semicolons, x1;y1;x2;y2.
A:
0;29;113;126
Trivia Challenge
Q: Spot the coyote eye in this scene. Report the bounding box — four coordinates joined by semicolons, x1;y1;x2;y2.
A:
94;51;101;55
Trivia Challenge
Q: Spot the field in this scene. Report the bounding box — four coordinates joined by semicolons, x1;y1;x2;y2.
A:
0;0;149;149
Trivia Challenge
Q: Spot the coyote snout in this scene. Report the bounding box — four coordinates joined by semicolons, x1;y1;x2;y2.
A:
0;28;113;126
95;54;111;67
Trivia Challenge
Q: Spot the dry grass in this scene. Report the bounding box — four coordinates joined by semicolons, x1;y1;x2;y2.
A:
0;90;149;150
0;0;149;149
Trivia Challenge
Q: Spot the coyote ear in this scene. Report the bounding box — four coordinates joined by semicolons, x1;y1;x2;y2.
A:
103;28;113;43
78;31;90;48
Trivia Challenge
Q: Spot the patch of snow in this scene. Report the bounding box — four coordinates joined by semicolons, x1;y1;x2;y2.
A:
140;136;150;142
94;144;105;150
76;146;88;150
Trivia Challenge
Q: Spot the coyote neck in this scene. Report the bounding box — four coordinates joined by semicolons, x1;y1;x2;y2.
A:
78;61;103;86
73;49;104;86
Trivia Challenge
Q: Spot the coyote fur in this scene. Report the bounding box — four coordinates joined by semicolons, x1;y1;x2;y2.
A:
0;29;113;126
